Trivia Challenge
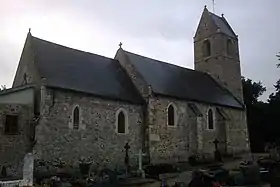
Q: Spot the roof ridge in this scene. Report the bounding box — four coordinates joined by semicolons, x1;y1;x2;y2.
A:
31;36;114;61
123;50;204;74
220;16;237;37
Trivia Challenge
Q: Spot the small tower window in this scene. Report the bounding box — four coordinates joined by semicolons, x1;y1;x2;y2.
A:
203;40;211;57
207;108;214;130
73;106;80;129
226;39;232;56
167;104;176;126
116;109;128;134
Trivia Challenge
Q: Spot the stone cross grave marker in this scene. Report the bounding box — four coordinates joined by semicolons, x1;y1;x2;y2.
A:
136;149;146;178
124;142;130;175
22;152;34;187
213;138;219;150
213;138;222;162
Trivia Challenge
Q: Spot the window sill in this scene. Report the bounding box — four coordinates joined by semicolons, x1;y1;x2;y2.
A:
167;125;177;128
116;132;129;135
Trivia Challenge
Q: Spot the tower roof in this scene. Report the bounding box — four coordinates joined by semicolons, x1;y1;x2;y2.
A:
208;11;236;38
195;7;237;39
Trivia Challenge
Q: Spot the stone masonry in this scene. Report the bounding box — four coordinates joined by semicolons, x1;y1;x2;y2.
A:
34;86;144;171
34;85;249;168
194;7;244;102
0;104;33;177
146;96;249;164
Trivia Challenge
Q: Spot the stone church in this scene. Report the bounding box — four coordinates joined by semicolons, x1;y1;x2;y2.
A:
0;7;249;176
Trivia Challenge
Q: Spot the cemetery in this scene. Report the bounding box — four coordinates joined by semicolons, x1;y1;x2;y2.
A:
1;141;280;187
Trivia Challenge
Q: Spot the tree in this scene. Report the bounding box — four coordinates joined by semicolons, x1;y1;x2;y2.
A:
242;77;266;105
264;54;280;143
277;52;280;67
268;80;280;103
242;77;267;152
242;53;280;148
268;54;280;103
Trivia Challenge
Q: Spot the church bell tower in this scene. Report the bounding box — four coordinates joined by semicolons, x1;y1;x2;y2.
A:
194;6;243;102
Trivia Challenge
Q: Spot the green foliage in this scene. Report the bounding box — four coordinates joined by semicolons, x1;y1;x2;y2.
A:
277;52;280;67
248;54;280;145
242;77;267;152
268;80;280;103
268;55;280;104
242;77;266;106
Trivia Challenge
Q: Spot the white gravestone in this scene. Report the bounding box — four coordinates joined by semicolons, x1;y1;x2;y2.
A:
22;153;34;187
136;149;146;178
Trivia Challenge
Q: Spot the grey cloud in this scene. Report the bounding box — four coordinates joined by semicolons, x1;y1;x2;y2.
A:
0;0;279;101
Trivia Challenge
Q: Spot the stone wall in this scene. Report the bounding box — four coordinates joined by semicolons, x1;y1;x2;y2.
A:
147;95;249;163
34;87;144;171
194;8;244;102
224;107;249;154
147;96;198;164
196;104;249;155
0;104;33;177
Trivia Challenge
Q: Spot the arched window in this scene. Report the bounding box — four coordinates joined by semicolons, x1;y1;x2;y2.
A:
167;104;176;126
203;40;211;57
116;109;127;134
73;106;80;129
207;109;214;130
226;39;232;56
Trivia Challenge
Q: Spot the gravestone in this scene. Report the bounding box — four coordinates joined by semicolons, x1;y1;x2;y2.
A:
22;152;34;187
136;149;146;178
0;166;7;178
213;139;222;162
124;142;130;175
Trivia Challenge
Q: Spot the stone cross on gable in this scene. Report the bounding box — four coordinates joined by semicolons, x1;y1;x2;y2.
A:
23;73;27;85
119;42;123;48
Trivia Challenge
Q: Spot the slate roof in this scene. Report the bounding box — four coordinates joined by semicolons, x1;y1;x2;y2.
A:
123;51;244;109
30;36;144;104
209;12;236;38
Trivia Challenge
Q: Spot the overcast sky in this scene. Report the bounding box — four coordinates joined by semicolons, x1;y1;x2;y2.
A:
0;0;279;101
